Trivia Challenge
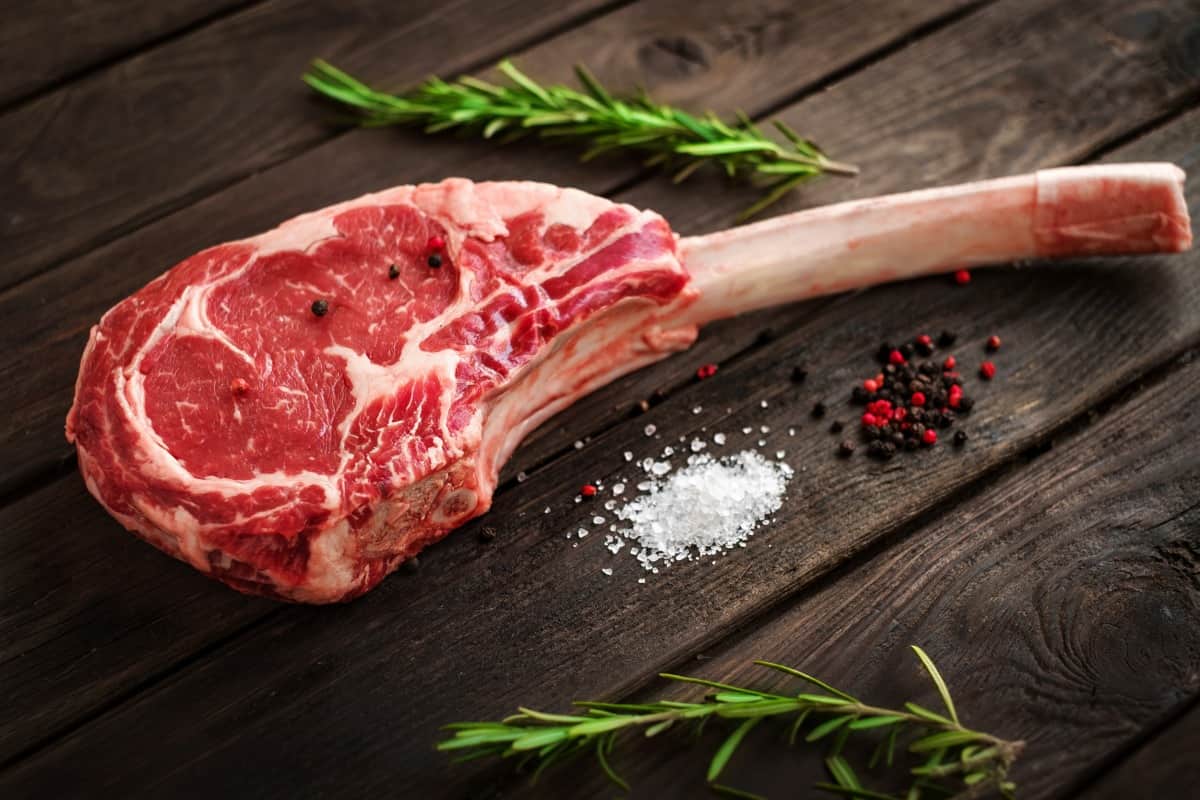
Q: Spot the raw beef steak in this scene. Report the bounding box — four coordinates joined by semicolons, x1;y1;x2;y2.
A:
67;180;698;602
68;165;1191;602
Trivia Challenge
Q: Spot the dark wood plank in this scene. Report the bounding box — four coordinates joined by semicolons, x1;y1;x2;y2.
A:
507;0;1200;471
0;1;257;109
0;0;980;495
0;0;619;291
0;0;974;290
531;347;1200;800
0;479;275;765
4;99;1197;796
1075;701;1200;800
0;0;977;765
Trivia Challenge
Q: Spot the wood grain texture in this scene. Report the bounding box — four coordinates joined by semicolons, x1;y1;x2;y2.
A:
0;0;979;765
0;0;980;495
528;347;1200;800
0;0;256;108
0;479;274;764
0;0;618;290
507;0;1200;471
1076;700;1200;799
4;103;1197;796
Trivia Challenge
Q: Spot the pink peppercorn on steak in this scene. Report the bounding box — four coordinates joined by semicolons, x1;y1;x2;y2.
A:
68;166;1191;602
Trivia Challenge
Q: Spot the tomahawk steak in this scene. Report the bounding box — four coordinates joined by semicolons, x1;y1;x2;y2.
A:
67;165;1191;602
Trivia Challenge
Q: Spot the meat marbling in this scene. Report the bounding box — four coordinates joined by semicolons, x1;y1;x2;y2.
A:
67;165;1191;602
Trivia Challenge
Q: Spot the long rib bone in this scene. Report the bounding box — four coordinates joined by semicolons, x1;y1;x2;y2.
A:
679;163;1191;325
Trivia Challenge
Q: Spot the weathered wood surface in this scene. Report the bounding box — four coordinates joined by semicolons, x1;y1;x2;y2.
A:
0;1;255;108
0;0;980;764
0;0;979;498
5;75;1199;800
0;0;619;290
2;0;1198;796
0;0;975;292
528;347;1200;800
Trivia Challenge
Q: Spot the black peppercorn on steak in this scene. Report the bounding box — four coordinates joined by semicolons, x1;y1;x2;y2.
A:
67;166;1190;602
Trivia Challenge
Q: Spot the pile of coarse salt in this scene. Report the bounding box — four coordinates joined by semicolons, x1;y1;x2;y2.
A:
611;449;792;571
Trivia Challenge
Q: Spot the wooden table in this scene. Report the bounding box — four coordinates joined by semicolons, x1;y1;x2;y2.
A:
3;1;1199;797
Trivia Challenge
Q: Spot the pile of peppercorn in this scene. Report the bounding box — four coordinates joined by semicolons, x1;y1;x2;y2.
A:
841;332;978;460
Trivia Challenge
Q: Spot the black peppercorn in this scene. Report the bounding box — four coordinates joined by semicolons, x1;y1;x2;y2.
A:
838;440;856;457
791;365;809;383
388;264;400;279
900;343;915;359
311;298;329;317
938;411;955;428
427;253;443;268
905;438;919;451
811;401;827;419
851;386;870;404
957;396;975;413
880;442;897;460
480;526;497;541
954;430;969;446
868;440;885;458
830;420;845;434
938;330;957;347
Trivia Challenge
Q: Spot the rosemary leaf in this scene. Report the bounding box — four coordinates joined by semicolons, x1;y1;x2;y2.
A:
708;717;761;782
911;646;960;724
303;58;857;218
437;648;1022;798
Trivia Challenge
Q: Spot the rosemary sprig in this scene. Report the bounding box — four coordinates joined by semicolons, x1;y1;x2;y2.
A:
438;646;1023;799
303;59;857;219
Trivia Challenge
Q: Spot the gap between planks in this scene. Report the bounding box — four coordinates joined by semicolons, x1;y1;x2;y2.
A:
0;0;271;115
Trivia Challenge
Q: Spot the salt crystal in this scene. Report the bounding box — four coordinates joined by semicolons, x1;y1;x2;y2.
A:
714;433;727;445
613;483;625;496
788;427;796;436
638;577;646;584
608;450;792;572
651;461;671;476
760;425;770;434
601;568;613;576
516;471;528;482
604;500;616;511
690;439;706;453
662;446;674;457
758;439;766;446
644;424;657;437
577;528;588;538
624;451;634;462
544;506;551;514
574;440;584;450
692;405;703;415
574;496;581;504
761;400;769;408
742;426;753;435
593;516;606;525
776;451;785;459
